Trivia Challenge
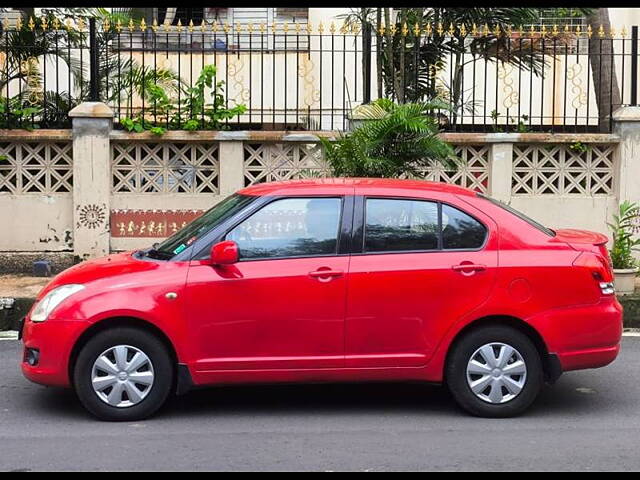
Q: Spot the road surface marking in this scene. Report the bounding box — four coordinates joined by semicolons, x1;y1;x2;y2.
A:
0;331;18;341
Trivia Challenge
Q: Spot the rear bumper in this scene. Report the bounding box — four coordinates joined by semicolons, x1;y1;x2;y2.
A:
530;296;623;374
557;344;620;372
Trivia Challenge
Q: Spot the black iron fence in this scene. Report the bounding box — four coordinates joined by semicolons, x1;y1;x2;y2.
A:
1;16;639;133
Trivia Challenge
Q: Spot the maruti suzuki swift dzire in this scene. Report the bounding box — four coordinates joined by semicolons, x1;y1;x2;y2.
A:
20;178;623;421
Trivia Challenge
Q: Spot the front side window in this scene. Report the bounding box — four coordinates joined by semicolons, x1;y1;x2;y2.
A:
226;197;342;260
365;199;439;252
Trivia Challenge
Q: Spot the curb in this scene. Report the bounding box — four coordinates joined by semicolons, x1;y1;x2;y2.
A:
0;298;35;331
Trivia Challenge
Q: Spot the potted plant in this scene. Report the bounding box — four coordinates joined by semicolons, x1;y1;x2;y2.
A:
608;200;640;295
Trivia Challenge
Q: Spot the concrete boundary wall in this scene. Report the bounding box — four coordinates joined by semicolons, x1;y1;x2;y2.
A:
1;102;639;270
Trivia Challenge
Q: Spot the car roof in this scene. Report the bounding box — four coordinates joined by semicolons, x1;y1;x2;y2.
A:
238;178;477;197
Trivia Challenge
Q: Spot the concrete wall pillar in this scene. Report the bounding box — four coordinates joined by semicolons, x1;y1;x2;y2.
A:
487;136;514;203
612;106;640;207
218;140;245;195
68;102;114;260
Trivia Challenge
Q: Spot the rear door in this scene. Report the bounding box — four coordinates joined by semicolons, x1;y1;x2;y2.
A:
345;194;498;368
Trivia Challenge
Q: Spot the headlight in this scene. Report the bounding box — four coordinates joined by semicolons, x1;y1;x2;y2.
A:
30;284;85;323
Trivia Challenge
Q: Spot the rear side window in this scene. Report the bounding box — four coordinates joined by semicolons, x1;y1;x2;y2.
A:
365;199;439;252
442;204;487;249
364;198;487;253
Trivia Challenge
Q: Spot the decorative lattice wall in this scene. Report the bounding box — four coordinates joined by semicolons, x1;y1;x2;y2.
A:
511;144;615;195
0;142;73;194
111;142;219;194
412;144;490;193
243;142;330;186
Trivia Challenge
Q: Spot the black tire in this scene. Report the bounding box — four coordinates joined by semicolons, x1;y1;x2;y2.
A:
73;327;174;421
446;325;543;418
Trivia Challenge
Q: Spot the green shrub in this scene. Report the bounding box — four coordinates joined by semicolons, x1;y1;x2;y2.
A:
117;64;247;135
320;98;457;178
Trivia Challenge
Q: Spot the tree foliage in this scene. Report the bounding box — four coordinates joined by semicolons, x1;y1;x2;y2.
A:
344;8;595;123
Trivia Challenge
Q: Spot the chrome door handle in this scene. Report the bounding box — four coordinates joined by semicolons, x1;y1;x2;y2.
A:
309;269;344;280
452;263;487;272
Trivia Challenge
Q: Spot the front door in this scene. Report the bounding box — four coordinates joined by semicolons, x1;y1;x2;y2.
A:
345;196;498;368
186;196;350;372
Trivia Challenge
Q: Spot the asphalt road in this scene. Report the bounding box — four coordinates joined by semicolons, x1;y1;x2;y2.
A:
1;338;639;472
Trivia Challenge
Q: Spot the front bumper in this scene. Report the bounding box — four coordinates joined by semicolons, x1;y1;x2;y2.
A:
21;317;88;388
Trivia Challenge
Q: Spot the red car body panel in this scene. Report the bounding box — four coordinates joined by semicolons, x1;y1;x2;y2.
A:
21;179;623;390
186;256;349;373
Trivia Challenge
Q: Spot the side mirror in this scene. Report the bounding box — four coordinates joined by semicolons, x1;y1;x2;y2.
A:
210;240;239;265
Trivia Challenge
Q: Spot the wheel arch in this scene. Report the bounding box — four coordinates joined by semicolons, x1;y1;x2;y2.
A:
444;315;561;383
68;316;180;387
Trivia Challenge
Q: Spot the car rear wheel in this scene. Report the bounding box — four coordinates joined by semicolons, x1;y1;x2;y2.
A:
446;325;543;418
73;327;174;421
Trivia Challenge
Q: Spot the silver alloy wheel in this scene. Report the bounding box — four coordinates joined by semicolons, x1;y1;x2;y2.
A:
91;345;155;408
466;342;527;404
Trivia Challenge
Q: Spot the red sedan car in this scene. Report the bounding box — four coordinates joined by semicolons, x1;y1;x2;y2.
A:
20;178;622;421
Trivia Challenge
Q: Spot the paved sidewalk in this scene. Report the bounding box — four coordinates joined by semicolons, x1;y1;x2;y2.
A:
0;275;49;298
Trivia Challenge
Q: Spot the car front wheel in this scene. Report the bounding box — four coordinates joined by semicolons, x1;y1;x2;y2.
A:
446;325;543;418
73;327;174;421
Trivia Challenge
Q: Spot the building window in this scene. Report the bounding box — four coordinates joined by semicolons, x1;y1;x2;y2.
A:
276;8;308;21
157;8;205;25
522;8;589;54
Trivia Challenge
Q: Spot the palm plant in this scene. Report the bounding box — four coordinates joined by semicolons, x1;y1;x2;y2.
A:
344;8;594;124
0;14;86;94
608;201;640;270
10;8;182;126
320;98;457;178
0;12;88;128
43;8;182;109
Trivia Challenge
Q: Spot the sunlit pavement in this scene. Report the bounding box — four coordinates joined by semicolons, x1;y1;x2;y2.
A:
1;338;639;471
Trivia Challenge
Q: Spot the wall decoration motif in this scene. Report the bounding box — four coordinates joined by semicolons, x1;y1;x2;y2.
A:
110;209;205;238
77;204;107;229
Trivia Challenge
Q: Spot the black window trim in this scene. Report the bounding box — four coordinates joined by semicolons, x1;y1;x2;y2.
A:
351;195;489;256
196;194;352;263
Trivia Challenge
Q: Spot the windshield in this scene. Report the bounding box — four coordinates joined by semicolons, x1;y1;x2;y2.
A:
477;193;556;237
149;193;255;259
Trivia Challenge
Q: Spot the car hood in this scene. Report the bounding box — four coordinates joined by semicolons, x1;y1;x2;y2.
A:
37;251;161;299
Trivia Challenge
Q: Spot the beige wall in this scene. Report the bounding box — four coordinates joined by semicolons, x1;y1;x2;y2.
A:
2;122;633;256
510;196;618;237
0;195;73;251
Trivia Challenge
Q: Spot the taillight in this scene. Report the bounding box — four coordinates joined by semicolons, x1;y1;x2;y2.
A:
573;252;615;295
599;282;615;295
